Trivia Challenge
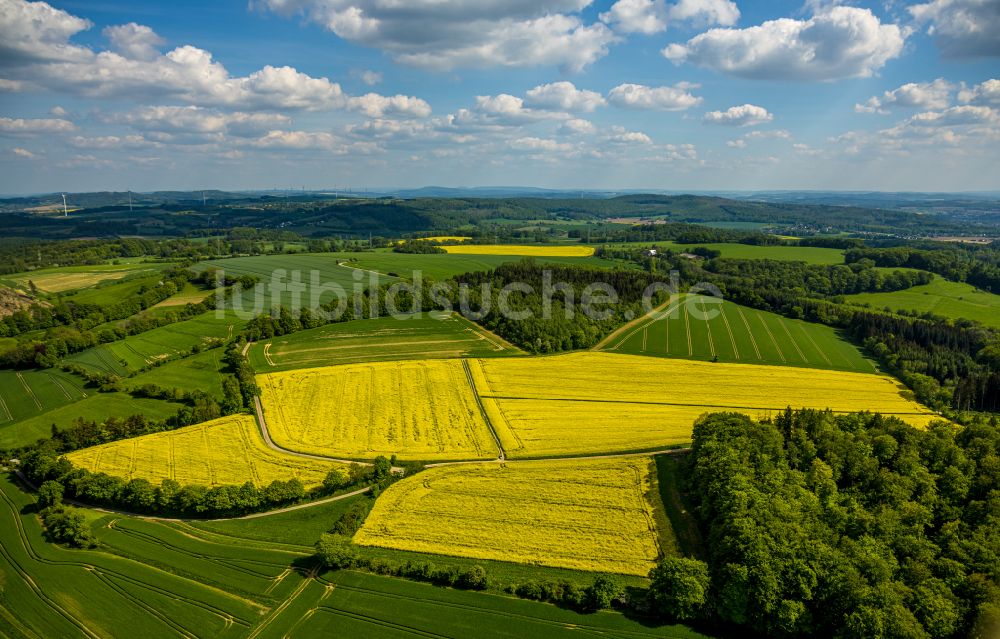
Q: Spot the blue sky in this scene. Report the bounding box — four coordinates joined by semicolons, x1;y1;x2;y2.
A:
0;0;998;193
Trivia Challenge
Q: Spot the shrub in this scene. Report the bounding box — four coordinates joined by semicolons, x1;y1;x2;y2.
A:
315;534;358;569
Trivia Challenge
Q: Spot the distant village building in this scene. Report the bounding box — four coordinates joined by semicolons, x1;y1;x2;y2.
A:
642;249;657;257
679;252;701;260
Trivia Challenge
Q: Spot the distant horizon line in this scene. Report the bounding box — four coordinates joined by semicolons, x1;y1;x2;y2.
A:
3;187;1000;199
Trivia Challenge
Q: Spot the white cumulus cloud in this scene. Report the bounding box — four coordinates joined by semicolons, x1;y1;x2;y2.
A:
103;22;165;61
958;78;1000;107
0;0;430;117
559;118;597;135
524;82;605;113
909;0;1000;58
606;126;653;144
856;79;954;113
703;104;773;126
607;82;702;111
260;0;616;72
663;6;907;81
600;0;738;35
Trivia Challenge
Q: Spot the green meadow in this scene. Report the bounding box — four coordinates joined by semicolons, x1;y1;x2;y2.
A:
846;275;1000;328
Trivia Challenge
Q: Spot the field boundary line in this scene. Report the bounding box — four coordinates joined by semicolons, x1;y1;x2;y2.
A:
756;313;785;362
735;306;761;359
452;312;519;352
719;309;740;360
798;324;832;366
778;317;808;363
461;359;505;461
16;372;42;411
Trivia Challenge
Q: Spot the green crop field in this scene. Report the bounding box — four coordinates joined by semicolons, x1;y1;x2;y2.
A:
0;369;89;425
846;275;1000;328
194;250;614;301
2;262;167;294
126;347;228;397
338;249;615;279
64;311;242;377
193;254;390;313
0;475;705;638
0;391;184;449
249;311;520;371
601;295;875;373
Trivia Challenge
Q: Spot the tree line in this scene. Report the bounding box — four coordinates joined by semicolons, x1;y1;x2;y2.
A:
19;443;397;520
845;244;1000;294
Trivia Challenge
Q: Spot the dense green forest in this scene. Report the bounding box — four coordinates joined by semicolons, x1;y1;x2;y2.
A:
665;409;1000;638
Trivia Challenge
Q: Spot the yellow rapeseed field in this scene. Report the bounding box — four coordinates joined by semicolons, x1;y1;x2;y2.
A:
354;457;665;575
439;244;595;257
258;360;499;461
470;352;939;457
66;415;339;487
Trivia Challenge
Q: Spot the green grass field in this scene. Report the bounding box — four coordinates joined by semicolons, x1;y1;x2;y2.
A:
604;241;845;264
845;276;1000;328
0;391;184;449
188;493;371;548
601;295;875;373
126;347;228;397
0;475;706;638
60;273;166;306
249;312;520;372
64;311;241;377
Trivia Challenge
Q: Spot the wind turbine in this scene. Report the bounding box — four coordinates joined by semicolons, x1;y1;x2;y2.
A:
128;189;133;212
61;193;68;217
